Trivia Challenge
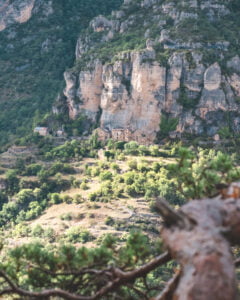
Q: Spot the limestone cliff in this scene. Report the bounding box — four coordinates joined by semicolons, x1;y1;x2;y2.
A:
56;0;240;143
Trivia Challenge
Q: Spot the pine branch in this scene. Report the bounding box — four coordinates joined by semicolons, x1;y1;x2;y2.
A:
0;252;171;299
152;269;181;300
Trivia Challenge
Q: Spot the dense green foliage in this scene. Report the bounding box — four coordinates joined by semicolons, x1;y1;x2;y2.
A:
0;0;123;147
0;232;173;299
156;114;179;140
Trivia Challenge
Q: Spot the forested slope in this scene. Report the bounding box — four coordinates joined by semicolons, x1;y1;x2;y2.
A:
0;0;122;147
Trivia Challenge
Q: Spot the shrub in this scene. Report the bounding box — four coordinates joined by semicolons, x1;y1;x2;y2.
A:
104;150;115;161
60;213;73;221
128;159;138;170
117;153;126;161
152;162;161;172
65;226;94;243
5;170;19;194
80;182;89;190
24;164;43;176
149;145;160;157
138;145;150;156
91;167;100;177
25;201;42;220
124;141;139;155
111;163;120;173
31;225;44;237
100;171;113;181
123;172;136;185
62;195;73;204
88;192;98;201
124;185;137;197
157;114;179;140
104;216;115;226
73;194;83;204
49;193;62;204
137;162;149;173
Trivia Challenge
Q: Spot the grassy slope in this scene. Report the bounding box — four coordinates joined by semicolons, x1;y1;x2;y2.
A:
5;154;170;247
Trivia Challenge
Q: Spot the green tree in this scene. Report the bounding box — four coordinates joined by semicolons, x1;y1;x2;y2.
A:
5;170;19;195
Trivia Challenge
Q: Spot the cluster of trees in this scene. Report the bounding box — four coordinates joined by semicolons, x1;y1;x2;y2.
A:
0;139;239;298
45;136;100;161
0;160;79;227
86;146;240;205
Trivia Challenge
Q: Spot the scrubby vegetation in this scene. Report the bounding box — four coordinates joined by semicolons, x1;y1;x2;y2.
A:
0;134;239;298
1;0;240;297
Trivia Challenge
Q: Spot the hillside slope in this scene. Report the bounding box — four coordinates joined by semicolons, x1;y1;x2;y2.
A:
55;0;240;144
0;0;122;147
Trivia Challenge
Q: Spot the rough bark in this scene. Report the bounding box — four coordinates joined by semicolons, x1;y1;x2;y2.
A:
160;189;240;300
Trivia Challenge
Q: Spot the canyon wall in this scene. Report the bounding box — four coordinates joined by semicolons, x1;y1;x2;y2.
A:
56;0;240;143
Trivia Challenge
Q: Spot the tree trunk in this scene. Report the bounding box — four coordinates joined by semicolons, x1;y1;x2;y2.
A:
160;193;240;300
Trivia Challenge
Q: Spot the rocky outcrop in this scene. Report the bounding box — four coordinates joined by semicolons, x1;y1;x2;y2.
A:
56;0;240;143
100;51;166;143
64;60;103;120
60;49;240;143
0;0;53;31
0;0;35;31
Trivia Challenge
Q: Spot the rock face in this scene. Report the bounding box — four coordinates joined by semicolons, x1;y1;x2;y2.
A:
99;50;167;144
0;0;35;31
64;61;103;121
0;0;53;31
56;0;240;143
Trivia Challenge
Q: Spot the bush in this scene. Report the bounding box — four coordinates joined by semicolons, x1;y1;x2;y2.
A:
149;145;160;157
65;226;94;243
111;163;120;173
80;182;89;190
99;171;113;181
24;164;43;176
157;114;179;140
138;145;150;156
25;201;42;220
62;195;73;204
49;193;62;204
124;185;137;197
31;225;44;237
128;160;138;170
91;167;100;177
137;162;149;173
5;170;19;194
49;162;75;176
88;192;98;201
60;213;73;221
104;216;115;226
124;141;139;155
152;162;161;172
123;172;136;185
